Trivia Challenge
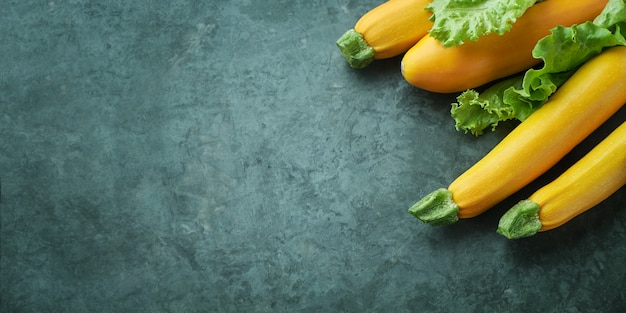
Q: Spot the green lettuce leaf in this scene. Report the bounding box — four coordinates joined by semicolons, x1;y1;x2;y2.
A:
451;0;626;136
426;0;540;47
593;0;626;28
451;76;524;136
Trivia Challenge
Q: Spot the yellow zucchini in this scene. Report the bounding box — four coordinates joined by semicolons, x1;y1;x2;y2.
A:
497;121;626;239
336;0;432;69
400;0;608;93
408;46;626;225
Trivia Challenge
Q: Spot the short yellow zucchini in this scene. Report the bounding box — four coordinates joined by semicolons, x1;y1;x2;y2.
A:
497;121;626;239
408;46;626;225
336;0;432;69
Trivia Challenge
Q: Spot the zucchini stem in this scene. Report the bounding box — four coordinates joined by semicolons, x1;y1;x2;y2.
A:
496;200;542;239
408;188;459;226
336;29;375;69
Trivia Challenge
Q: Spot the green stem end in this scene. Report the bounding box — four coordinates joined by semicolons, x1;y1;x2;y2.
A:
336;29;375;69
408;188;460;226
497;200;542;239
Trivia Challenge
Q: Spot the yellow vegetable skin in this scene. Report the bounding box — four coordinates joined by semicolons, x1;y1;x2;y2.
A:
401;0;608;93
408;46;626;226
336;0;432;69
498;121;626;239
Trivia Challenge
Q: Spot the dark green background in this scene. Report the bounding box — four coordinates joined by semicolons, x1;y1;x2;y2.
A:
1;1;625;312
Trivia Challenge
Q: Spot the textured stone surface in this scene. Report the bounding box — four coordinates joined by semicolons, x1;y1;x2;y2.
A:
1;1;625;312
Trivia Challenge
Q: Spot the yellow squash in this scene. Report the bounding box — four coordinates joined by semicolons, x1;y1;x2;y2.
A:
336;0;432;69
498;121;626;239
408;46;626;225
401;0;608;93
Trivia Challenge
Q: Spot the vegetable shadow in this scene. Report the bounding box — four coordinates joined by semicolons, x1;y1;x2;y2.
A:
343;54;404;83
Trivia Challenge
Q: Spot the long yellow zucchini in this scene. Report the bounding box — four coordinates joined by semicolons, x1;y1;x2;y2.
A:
336;0;432;69
497;121;626;239
400;0;608;93
408;46;626;226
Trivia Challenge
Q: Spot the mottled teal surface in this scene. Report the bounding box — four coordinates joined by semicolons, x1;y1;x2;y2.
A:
1;1;625;312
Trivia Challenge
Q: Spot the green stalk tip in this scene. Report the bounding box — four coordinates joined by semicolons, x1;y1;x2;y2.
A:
336;29;375;69
408;188;459;226
497;200;542;239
